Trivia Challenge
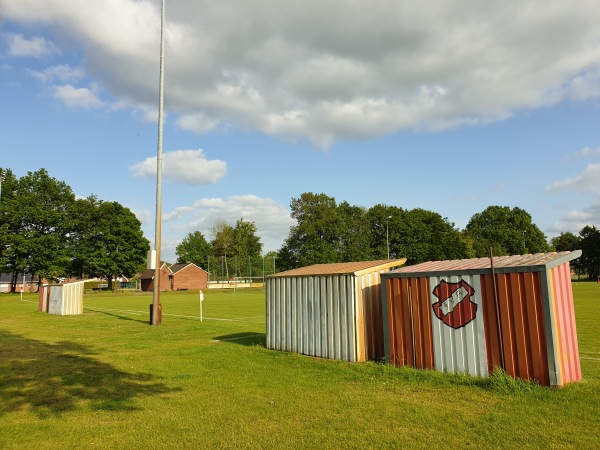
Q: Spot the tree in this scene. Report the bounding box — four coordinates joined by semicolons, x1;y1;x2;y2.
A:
68;198;149;288
176;231;211;266
10;169;75;285
232;218;263;259
551;232;581;251
337;202;371;262
211;219;235;278
579;225;600;280
278;193;341;270
464;206;551;257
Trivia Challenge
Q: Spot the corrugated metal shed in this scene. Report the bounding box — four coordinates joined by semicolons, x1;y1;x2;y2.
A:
381;251;582;386
266;259;406;362
39;280;85;316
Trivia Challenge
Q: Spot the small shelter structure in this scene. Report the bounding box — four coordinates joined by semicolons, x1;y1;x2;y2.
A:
38;280;85;316
381;251;582;387
266;259;406;363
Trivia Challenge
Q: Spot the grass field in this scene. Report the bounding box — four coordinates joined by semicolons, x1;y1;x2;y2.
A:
1;283;599;449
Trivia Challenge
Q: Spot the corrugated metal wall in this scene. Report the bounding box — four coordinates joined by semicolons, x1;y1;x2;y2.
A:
384;261;581;387
47;281;84;316
480;271;550;386
266;271;388;362
548;264;582;385
267;274;358;361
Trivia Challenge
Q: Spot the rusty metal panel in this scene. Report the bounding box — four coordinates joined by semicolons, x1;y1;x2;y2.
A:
482;271;551;386
384;276;434;369
382;252;581;386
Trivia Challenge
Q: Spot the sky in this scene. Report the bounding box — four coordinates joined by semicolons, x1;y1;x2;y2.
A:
1;0;600;264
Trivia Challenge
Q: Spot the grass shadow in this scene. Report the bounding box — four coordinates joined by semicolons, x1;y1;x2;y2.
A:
84;308;149;324
212;332;266;347
0;330;180;418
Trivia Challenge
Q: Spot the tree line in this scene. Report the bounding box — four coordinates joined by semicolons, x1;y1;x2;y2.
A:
176;192;599;280
0;168;149;291
2;166;598;290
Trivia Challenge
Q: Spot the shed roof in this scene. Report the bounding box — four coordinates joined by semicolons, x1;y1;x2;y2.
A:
384;251;581;277
269;259;406;278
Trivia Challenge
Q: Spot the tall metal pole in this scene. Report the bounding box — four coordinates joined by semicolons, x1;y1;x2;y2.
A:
152;0;166;325
386;216;391;259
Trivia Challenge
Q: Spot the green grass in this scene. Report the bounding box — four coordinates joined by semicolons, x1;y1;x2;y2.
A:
1;284;599;449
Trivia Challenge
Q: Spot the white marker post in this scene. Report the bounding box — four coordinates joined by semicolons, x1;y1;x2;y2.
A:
199;289;204;321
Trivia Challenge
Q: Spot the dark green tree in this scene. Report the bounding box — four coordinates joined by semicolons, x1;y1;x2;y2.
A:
176;231;211;266
12;169;75;284
68;197;149;287
211;219;235;278
337;202;371;262
232;218;263;258
464;206;551;257
579;225;600;280
278;193;341;270
551;232;581;251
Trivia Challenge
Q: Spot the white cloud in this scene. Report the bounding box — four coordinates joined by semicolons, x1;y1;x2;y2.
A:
3;0;600;146
53;84;104;109
4;33;59;58
547;202;600;235
161;194;294;260
31;64;84;83
545;164;600;195
130;149;227;185
565;146;600;159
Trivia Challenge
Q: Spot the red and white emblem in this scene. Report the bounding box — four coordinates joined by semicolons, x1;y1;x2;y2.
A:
431;279;477;329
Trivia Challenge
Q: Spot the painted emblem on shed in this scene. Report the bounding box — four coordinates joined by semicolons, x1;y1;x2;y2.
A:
431;279;477;329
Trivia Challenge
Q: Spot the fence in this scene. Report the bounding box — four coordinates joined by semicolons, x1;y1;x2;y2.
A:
204;255;278;283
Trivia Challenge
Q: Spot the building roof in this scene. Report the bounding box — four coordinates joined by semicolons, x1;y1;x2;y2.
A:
170;263;207;275
0;273;39;283
139;263;172;280
383;251;581;278
269;259;407;278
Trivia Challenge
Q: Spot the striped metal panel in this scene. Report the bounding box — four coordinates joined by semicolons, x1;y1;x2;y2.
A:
384;276;434;370
266;274;360;361
47;281;84;316
548;263;582;385
266;268;391;362
480;271;551;386
383;258;581;386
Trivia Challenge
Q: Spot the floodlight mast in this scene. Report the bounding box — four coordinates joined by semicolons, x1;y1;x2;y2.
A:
152;0;166;325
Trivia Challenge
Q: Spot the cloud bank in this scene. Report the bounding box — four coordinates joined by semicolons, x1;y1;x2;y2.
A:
2;0;600;147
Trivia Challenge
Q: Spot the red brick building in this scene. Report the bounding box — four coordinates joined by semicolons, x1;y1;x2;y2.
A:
140;263;208;292
140;263;172;292
169;263;208;291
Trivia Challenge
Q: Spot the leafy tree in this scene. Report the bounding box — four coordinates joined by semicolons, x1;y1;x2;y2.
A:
176;231;211;266
232;218;263;258
0;168;22;289
367;204;399;260
10;169;75;284
337;202;371;262
69;198;149;287
551;232;581;251
579;225;600;280
464;206;551;257
278;193;341;269
211;219;235;278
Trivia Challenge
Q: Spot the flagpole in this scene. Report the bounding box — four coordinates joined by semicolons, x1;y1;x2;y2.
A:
151;0;166;325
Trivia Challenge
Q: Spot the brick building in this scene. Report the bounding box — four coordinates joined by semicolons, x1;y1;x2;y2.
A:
140;262;208;292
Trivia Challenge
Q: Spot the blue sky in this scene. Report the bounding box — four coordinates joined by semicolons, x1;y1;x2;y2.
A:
2;0;600;263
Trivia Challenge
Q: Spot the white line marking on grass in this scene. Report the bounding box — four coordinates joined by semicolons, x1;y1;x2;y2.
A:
580;356;600;361
84;307;265;324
